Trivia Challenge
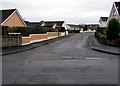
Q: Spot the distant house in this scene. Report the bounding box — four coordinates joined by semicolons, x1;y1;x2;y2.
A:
25;21;41;27
86;24;99;30
107;2;120;25
66;24;81;30
40;21;66;29
99;17;108;27
0;9;27;27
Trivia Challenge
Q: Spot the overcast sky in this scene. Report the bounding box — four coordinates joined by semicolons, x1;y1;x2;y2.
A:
0;0;120;24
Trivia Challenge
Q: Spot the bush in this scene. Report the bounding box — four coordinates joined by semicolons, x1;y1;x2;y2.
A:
39;26;51;33
107;18;120;41
83;25;88;31
95;32;107;43
5;26;65;36
59;27;65;32
95;27;106;35
10;26;53;36
12;27;33;36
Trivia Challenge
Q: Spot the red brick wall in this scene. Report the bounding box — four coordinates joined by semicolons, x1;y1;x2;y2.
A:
31;34;47;41
22;37;30;44
22;32;64;45
47;32;58;37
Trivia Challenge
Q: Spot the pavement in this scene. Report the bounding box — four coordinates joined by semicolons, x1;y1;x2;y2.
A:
1;34;74;55
1;33;120;56
88;35;120;55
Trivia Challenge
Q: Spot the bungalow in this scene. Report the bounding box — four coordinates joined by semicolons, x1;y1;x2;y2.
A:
0;9;27;27
25;21;41;27
86;24;99;30
40;21;65;28
99;17;108;27
40;21;68;35
66;24;81;31
107;2;120;26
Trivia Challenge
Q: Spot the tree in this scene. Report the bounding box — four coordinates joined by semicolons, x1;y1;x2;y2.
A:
106;18;120;41
83;25;88;31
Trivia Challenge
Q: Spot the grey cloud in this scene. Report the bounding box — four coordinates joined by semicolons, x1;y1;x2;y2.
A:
0;0;119;24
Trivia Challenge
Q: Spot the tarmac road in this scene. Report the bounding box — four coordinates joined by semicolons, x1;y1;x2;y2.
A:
2;32;118;84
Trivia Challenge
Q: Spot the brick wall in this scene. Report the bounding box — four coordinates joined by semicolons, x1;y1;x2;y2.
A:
22;32;65;45
1;36;21;47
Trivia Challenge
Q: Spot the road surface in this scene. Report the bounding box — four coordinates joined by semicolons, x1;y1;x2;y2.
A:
2;32;118;84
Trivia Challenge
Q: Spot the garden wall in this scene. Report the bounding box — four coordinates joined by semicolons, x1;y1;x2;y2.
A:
22;32;66;45
1;36;21;47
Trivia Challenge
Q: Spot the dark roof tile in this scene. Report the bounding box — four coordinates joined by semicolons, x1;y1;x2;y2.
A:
42;21;64;27
1;9;16;23
100;17;108;21
25;21;41;27
67;24;80;28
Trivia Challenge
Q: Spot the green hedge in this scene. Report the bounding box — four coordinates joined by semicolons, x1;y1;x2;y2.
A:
10;26;54;36
107;18;120;41
4;26;66;36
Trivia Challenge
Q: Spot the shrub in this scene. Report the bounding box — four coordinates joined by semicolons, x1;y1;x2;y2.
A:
10;26;53;36
12;27;32;36
83;25;88;31
39;26;51;33
5;26;65;36
95;27;106;35
59;27;65;32
95;32;107;43
106;18;120;41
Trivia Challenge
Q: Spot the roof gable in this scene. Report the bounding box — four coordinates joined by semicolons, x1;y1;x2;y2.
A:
1;9;27;26
115;2;120;15
1;9;16;23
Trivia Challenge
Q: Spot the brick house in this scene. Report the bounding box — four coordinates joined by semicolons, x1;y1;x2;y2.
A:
66;24;81;30
0;9;27;27
41;21;66;29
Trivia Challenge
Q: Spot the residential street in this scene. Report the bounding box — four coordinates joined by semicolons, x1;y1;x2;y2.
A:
2;32;118;84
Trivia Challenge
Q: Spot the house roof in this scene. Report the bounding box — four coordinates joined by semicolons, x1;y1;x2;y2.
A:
25;21;41;27
86;23;99;26
100;17;108;21
1;9;16;23
1;9;27;26
41;21;64;27
115;2;120;15
67;24;81;28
